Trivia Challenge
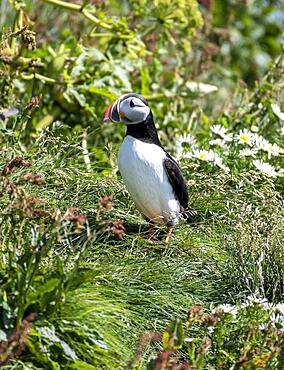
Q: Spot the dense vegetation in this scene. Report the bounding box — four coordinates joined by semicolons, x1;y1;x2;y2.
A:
0;0;283;368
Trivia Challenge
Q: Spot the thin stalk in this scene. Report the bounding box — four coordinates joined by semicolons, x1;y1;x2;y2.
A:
42;0;113;30
41;0;81;11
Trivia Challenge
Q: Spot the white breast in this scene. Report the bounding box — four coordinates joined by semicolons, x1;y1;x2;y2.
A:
118;136;181;225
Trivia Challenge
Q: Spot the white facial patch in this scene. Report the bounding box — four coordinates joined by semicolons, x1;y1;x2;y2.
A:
118;97;150;124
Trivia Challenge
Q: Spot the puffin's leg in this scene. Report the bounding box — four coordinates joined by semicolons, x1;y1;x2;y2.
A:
149;221;155;242
165;227;173;243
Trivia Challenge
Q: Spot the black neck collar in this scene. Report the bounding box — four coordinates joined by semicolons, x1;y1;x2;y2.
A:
126;112;162;146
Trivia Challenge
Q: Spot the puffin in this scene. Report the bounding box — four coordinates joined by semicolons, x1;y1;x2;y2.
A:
103;93;190;242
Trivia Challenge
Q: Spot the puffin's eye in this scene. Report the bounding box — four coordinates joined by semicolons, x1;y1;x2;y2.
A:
129;99;135;108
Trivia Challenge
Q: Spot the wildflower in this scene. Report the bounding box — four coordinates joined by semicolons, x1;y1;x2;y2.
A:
191;149;229;172
210;124;233;142
176;133;197;148
275;303;284;316
236;129;254;146
209;138;227;146
253;160;278;178
175;133;197;159
251;125;259;133
239;148;258;157
271;103;284;121
210;124;227;137
242;295;270;308
265;143;283;159
218;304;238;317
213;153;230;172
253;134;270;151
191;149;215;161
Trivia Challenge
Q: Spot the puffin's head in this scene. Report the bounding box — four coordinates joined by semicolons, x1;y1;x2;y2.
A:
103;93;150;125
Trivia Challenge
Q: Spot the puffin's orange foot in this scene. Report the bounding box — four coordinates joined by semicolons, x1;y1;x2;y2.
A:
165;227;173;243
148;221;155;243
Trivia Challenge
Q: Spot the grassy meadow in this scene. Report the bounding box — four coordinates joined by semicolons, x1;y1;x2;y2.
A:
0;0;284;369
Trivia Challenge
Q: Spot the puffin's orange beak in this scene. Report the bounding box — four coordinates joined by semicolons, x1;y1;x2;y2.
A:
103;100;120;123
103;102;114;122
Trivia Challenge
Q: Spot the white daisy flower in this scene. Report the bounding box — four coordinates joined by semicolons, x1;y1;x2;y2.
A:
210;124;233;142
239;148;258;157
191;149;229;172
271;103;284;121
209;138;227;146
265;143;283;159
253;134;270;151
192;149;215;162
176;133;197;147
243;295;269;307
236;129;254;146
213;153;230;172
253;160;278;178
218;304;238;317
210;124;227;137
175;133;197;159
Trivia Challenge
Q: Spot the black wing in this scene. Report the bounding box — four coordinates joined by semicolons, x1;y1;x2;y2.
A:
163;154;188;212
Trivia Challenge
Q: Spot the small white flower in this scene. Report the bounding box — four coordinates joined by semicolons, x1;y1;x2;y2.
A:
218;304;238;317
192;149;215;162
243;295;269;307
210;124;233;142
271;103;284;121
210;124;227;137
213;153;230;172
176;133;197;148
176;133;197;158
239;148;258;157
209;138;227;146
253;160;278;178
191;149;229;172
236;129;254;146
251;125;259;133
265;143;283;159
253;134;270;151
275;303;284;316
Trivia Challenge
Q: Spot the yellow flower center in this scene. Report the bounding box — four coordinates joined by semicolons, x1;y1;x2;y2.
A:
239;134;249;142
199;153;207;160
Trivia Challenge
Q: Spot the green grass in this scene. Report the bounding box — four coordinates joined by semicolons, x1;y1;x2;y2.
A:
0;119;283;368
0;2;283;366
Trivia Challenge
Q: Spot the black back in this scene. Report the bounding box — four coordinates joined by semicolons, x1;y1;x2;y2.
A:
163;154;188;212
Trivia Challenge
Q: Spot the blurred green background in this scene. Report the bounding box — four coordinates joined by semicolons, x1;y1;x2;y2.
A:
0;0;283;150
